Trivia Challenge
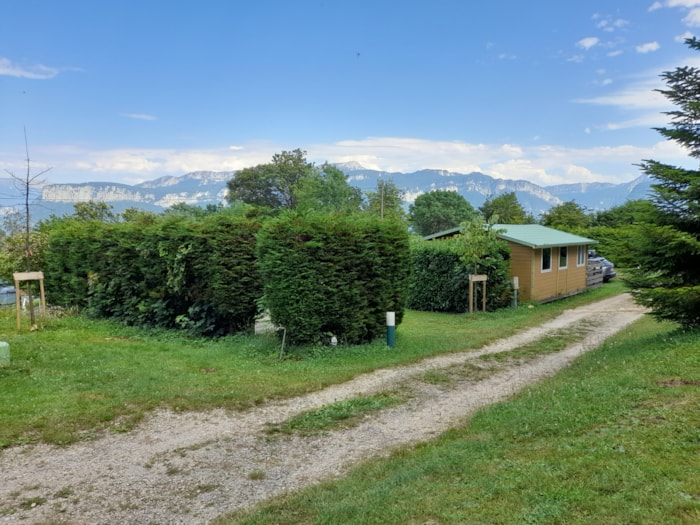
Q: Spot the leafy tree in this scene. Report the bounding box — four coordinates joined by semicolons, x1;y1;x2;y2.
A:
627;37;700;328
409;190;478;236
164;202;223;218
295;163;363;213
479;191;531;224
592;199;656;228
364;179;406;221
121;207;159;224
72;201;119;222
226;149;314;211
541;201;591;231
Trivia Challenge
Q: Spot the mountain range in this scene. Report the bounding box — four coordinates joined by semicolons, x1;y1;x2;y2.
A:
0;164;653;223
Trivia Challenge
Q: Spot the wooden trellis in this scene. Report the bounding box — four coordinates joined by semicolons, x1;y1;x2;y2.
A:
13;271;46;330
468;274;487;316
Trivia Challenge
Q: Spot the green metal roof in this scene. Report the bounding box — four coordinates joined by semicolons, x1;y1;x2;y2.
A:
422;224;597;248
492;224;597;249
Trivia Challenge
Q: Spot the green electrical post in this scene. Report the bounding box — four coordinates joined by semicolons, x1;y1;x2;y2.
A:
386;312;395;348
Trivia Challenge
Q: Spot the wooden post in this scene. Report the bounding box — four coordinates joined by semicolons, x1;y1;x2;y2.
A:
468;274;488;316
13;271;46;331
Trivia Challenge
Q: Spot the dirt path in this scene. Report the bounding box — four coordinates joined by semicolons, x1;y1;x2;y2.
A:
0;293;647;525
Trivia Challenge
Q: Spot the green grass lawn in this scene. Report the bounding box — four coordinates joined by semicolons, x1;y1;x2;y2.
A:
220;315;700;525
0;282;623;449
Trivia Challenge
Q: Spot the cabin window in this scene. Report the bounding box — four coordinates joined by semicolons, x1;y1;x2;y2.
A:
542;247;552;272
559;246;568;269
577;245;586;266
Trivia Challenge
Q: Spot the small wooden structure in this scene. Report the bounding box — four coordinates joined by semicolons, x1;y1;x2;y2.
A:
424;224;598;303
468;274;487;315
13;271;46;330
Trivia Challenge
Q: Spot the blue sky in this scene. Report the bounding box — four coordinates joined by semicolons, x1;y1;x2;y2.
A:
2;0;700;187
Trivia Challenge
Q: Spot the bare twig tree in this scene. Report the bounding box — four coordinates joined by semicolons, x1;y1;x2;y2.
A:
4;128;51;327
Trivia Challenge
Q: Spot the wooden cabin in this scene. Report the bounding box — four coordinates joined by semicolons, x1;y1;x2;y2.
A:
424;224;598;303
493;224;597;302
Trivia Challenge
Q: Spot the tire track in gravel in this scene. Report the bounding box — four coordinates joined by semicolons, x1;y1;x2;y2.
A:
0;293;646;525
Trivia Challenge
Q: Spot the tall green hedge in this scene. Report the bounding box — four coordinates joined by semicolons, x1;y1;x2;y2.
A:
407;237;511;313
256;212;411;346
42;214;262;335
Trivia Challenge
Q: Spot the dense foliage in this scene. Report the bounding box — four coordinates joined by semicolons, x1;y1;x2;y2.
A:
407;239;471;312
256;212;411;345
479;191;532;224
407;219;511;313
225;150;363;215
42;213;262;335
363;180;407;221
627;38;700;328
541;201;591;231
409;190;478;236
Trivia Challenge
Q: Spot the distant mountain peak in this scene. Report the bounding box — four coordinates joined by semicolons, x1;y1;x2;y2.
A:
333;161;367;171
6;168;651;224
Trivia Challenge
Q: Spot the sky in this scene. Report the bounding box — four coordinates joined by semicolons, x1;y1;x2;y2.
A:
2;0;700;187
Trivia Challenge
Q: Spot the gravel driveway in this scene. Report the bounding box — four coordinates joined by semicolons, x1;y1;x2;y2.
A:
0;293;646;525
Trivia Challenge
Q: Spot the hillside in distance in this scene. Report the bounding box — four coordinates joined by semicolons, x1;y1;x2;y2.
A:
0;165;652;223
337;163;653;216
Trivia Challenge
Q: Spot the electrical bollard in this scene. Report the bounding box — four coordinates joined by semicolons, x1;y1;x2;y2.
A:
386;312;395;348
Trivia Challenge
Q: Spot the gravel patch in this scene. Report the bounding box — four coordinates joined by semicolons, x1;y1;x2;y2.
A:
0;293;646;525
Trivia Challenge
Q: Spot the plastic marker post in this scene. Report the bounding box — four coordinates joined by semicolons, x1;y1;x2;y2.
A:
386;312;396;348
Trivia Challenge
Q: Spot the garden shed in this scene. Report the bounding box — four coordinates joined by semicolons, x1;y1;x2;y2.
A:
424;224;598;303
493;224;597;302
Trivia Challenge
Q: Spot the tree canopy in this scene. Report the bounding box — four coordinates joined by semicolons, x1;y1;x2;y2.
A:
226;149;315;211
627;37;700;328
226;150;364;215
479;192;531;224
541;201;591;231
592;199;656;228
409;190;478;236
364;179;406;221
295;163;363;214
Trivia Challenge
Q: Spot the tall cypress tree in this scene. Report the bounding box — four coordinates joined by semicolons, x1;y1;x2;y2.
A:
628;38;700;328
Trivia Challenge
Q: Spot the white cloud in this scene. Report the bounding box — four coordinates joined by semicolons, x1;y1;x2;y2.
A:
0;57;59;79
667;1;700;8
596;17;629;32
653;1;700;26
675;30;695;41
577;37;600;50
636;41;661;53
13;135;695;189
120;113;157;121
684;7;700;25
607;49;624;57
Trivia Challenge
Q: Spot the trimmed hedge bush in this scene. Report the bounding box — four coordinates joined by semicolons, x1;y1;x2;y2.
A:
42;214;262;335
256;212;411;346
407;236;511;313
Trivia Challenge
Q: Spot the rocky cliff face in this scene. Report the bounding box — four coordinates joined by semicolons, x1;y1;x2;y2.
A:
40;171;233;209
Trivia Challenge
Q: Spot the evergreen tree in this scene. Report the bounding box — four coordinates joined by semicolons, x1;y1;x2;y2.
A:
628;38;700;328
